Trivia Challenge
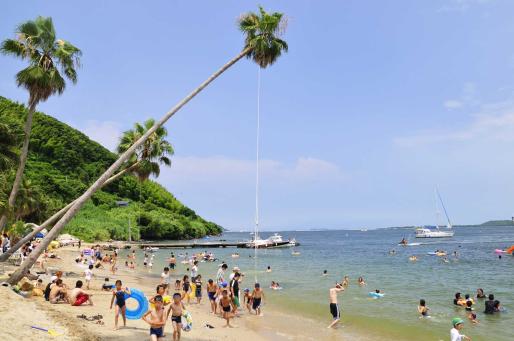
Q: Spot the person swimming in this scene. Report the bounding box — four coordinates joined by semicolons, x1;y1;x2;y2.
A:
418;299;430;318
466;301;479;324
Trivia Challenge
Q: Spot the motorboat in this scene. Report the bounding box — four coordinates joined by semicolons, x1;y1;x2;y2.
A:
245;233;299;248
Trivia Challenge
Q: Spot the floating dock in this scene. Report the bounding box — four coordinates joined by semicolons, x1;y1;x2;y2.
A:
136;240;300;249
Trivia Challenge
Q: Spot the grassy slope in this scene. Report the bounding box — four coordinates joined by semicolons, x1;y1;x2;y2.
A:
0;96;222;241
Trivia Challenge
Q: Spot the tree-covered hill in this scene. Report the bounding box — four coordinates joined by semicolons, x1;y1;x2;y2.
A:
0;96;222;241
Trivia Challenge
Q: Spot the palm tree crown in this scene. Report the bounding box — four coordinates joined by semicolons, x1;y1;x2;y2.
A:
117;119;174;181
239;6;288;68
0;16;81;106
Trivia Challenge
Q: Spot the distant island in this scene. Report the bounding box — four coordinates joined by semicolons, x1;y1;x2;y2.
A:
478;220;514;226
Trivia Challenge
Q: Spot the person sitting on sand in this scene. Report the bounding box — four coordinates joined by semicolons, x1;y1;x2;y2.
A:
251;283;265;316
450;317;471;341
465;301;478;324
219;289;236;328
327;283;344;329
49;279;69;304
69;280;93;306
358;276;366;286
418;299;429;318
110;280;130;330
102;277;114;291
167;293;186;340
143;295;167;341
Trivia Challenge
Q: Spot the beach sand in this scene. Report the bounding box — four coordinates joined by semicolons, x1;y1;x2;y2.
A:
0;246;378;341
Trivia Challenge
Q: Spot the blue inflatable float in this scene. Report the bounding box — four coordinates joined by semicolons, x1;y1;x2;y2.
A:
368;292;385;299
123;288;149;320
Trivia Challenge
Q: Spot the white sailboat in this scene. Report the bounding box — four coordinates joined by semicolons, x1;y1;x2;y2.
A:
415;188;454;238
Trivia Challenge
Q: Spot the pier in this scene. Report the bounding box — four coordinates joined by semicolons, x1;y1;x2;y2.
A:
134;240;300;249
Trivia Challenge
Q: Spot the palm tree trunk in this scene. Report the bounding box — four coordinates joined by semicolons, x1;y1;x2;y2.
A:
0;100;37;231
0;161;140;262
7;48;252;284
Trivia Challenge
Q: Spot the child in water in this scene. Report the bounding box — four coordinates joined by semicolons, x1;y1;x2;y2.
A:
358;276;366;286
143;295;166;340
243;288;252;313
251;283;265;316
110;280;131;330
466;301;479;324
418;299;430;318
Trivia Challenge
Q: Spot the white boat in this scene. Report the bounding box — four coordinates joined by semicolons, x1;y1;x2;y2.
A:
415;228;454;238
415;188;455;238
245;233;298;248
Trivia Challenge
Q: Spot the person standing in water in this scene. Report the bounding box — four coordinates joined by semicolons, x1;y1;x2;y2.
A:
450;318;471;341
327;283;344;328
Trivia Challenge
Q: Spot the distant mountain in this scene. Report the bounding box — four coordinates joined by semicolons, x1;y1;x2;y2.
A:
479;220;514;227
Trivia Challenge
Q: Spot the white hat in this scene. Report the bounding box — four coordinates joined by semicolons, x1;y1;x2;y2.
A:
50;275;57;282
233;266;240;271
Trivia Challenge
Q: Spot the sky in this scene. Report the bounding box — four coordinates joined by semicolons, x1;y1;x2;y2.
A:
2;0;514;231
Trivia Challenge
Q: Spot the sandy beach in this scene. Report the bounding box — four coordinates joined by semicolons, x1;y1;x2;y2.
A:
0;244;383;341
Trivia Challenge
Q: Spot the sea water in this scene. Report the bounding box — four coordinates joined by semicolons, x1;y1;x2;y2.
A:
127;226;514;340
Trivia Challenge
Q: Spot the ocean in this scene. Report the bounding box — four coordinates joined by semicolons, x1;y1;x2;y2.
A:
124;226;514;340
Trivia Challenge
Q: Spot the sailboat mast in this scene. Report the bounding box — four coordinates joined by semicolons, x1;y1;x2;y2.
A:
254;67;261;282
436;187;452;228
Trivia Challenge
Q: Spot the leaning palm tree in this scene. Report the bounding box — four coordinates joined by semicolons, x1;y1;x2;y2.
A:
0;119;172;262
0;16;81;230
8;6;288;284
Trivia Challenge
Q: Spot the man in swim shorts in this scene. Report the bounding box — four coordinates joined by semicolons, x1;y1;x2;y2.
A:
69;280;93;306
167;293;185;341
328;283;344;328
143;295;166;341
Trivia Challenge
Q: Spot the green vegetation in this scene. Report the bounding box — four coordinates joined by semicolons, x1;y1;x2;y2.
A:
0;96;222;241
479;220;514;226
0;16;81;229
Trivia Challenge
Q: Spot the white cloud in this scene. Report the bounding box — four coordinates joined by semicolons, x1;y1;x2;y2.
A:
161;156;345;184
80;120;122;151
443;82;478;110
443;100;463;109
395;99;514;146
439;0;492;12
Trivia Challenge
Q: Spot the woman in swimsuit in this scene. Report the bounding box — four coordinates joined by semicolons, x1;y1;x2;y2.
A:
110;280;130;330
182;275;191;304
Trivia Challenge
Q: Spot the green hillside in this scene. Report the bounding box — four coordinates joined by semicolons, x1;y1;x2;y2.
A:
0;96;222;241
